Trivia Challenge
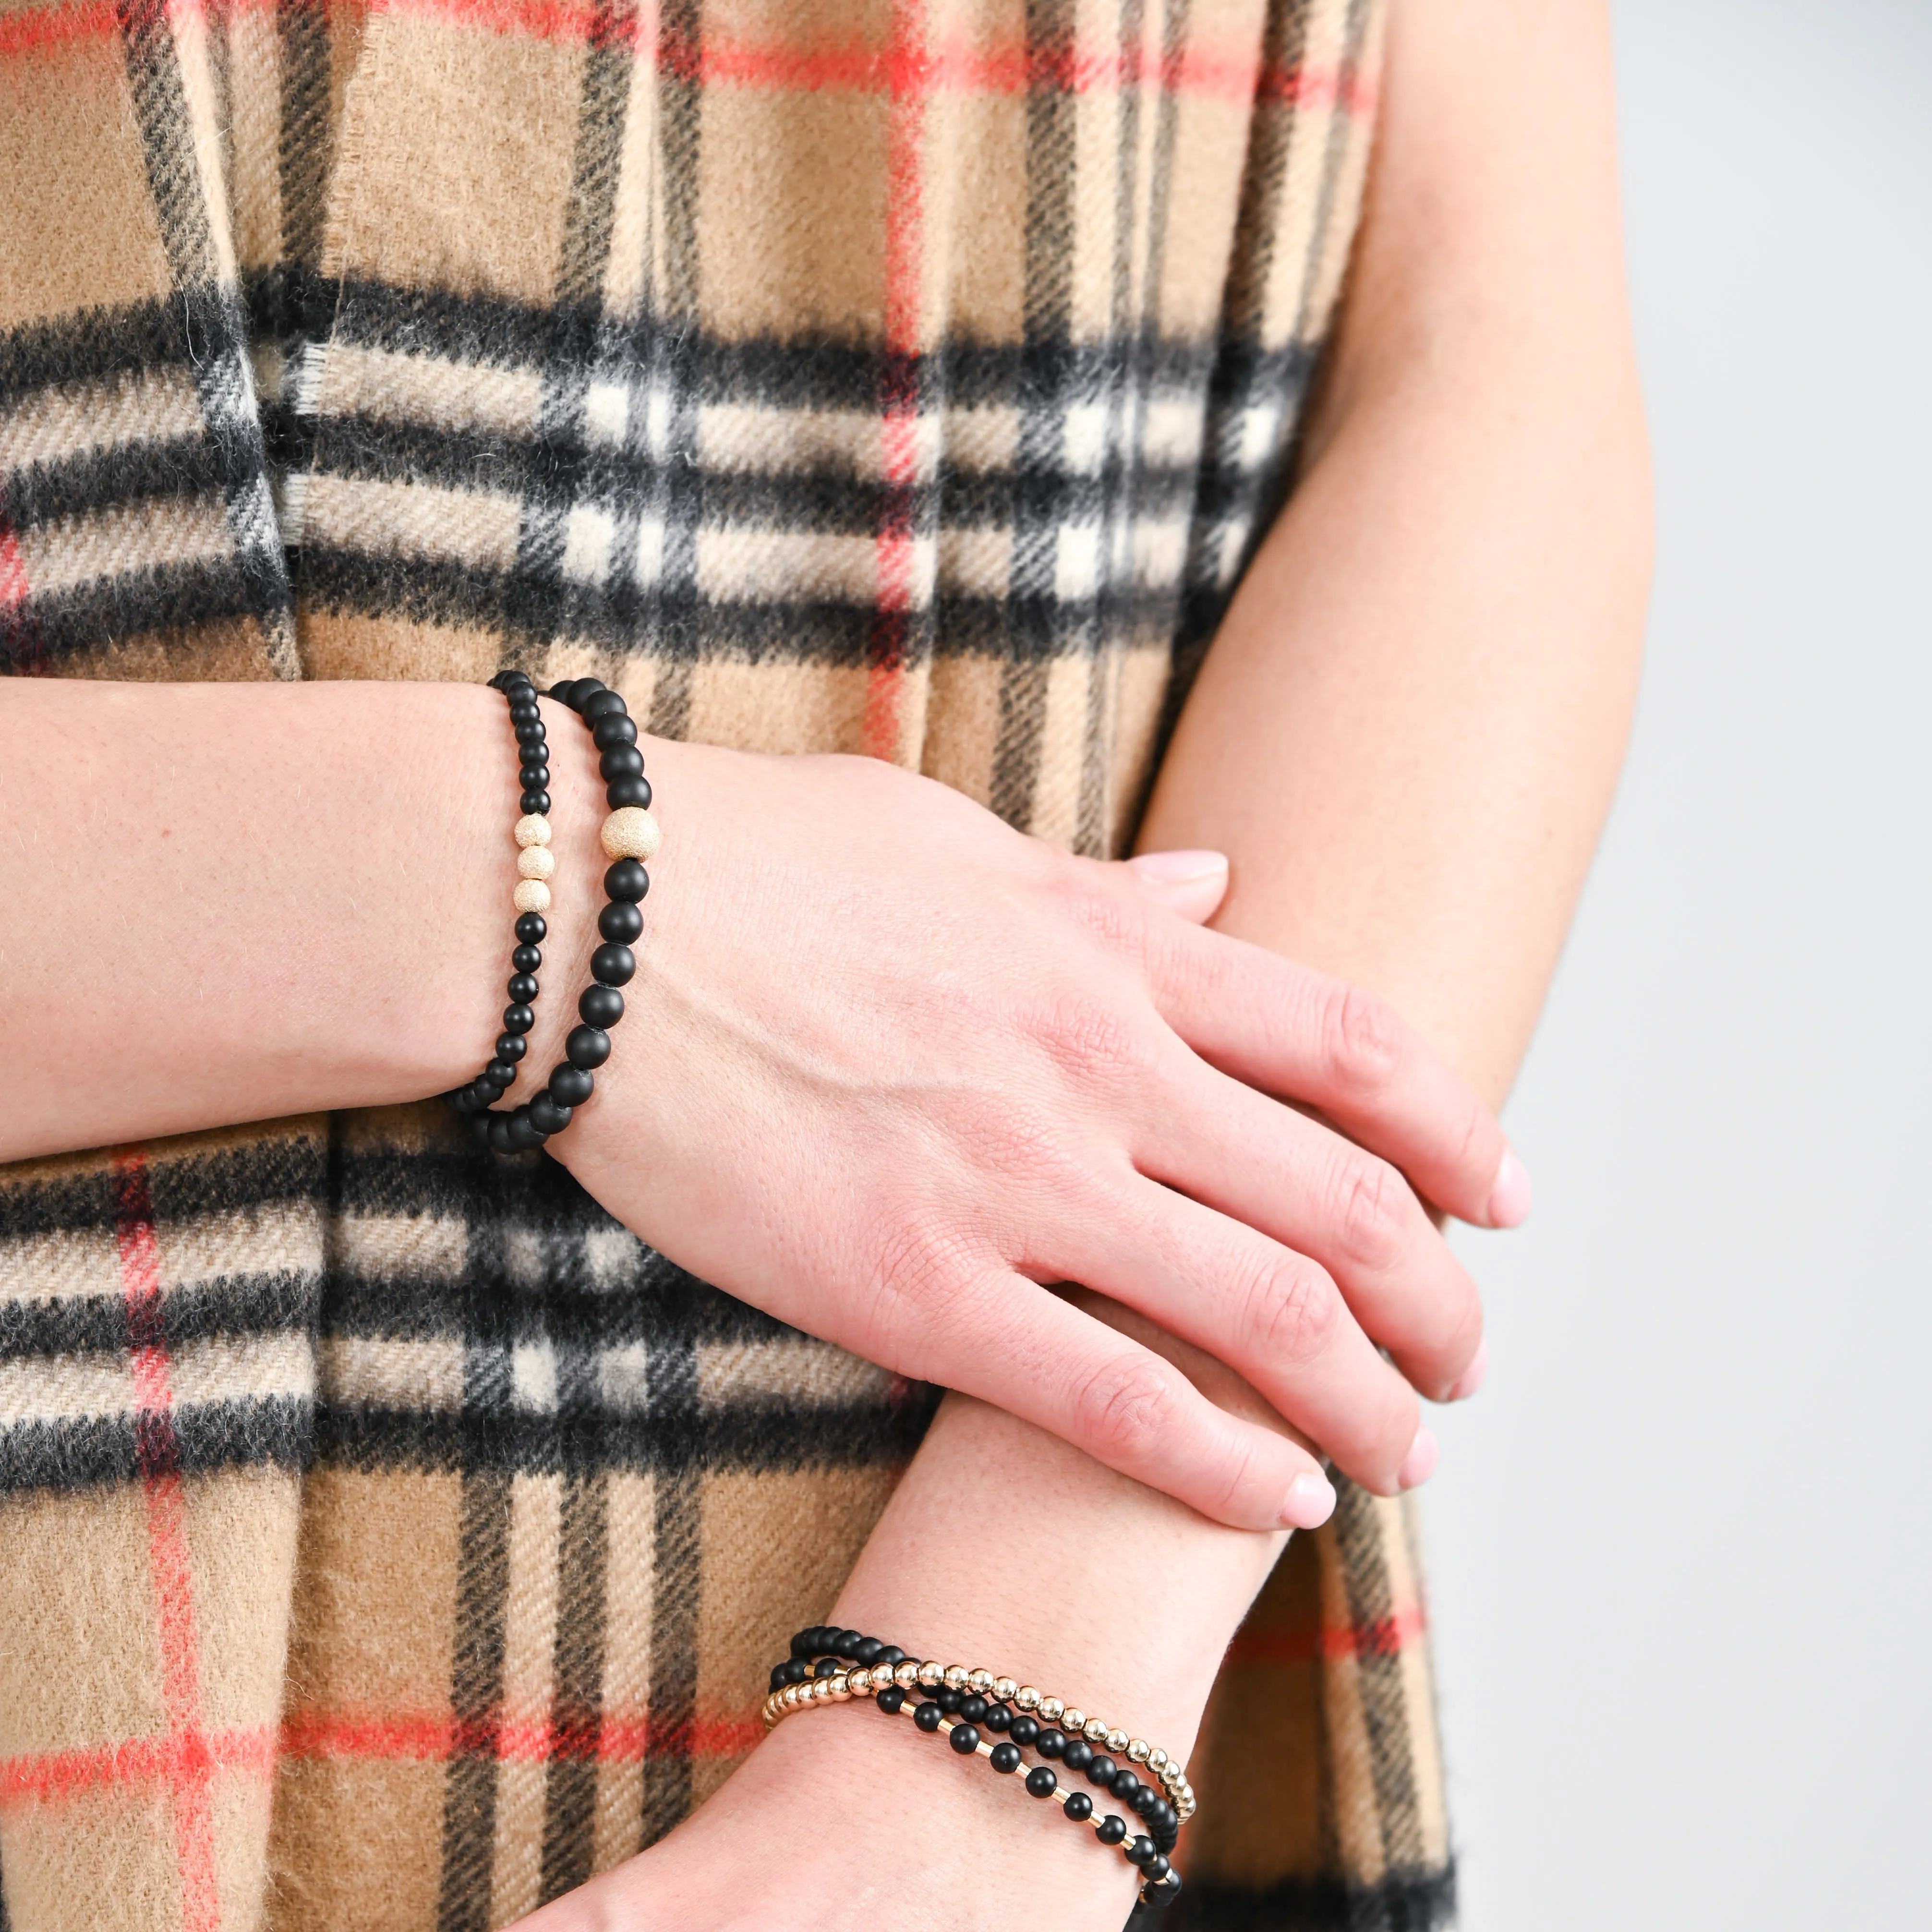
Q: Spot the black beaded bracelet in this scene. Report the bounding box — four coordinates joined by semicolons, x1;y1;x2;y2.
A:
763;1628;1183;1913
443;670;555;1124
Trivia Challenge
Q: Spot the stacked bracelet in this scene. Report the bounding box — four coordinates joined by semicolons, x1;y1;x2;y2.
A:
444;670;555;1123
763;1628;1185;1913
448;673;660;1157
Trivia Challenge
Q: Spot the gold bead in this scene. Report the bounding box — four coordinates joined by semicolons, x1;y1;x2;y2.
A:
514;813;552;848
917;1660;943;1689
516;844;556;881
1015;1686;1041;1712
1127;1738;1149;1763
1062;1709;1085;1734
512;878;552;914
943;1665;968;1691
968;1669;994;1696
993;1678;1017;1703
782;1684;800;1708
1106;1727;1129;1753
1084;1717;1108;1743
600;806;661;861
895;1661;920;1690
1148;1748;1168;1772
812;1678;834;1704
1038;1697;1063;1723
831;1673;853;1701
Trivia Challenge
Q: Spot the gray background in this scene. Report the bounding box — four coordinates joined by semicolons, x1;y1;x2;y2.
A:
1430;0;1932;1926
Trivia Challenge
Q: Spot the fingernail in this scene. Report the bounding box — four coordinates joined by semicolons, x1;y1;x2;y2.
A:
1486;1149;1533;1228
1447;1338;1488;1402
1126;849;1229;887
1398;1425;1439;1490
1280;1471;1338;1529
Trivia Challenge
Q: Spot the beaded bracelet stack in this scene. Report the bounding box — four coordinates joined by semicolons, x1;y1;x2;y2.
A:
445;671;661;1156
764;1626;1187;1914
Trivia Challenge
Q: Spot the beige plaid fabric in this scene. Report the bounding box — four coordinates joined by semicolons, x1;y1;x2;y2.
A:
0;1;1454;1926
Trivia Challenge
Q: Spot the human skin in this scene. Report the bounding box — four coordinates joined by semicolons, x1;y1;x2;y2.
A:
510;0;1651;1925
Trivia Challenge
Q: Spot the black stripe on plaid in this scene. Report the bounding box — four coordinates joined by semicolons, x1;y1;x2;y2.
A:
1171;1867;1458;1932
537;1470;609;1898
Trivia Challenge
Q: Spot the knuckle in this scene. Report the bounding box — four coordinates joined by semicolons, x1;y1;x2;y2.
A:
1070;1354;1182;1469
1055;876;1151;964
1242;1251;1340;1366
1332;1157;1410;1274
1325;983;1404;1097
1035;992;1153;1086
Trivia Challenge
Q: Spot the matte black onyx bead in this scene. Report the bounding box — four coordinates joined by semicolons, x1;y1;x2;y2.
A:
519;766;550;789
592;943;636;987
853;1638;884;1667
989;1742;1022;1775
789;1630;817;1659
565;677;604;705
959;1695;987;1724
579;984;624;1028
527;1092;573;1137
584;691;627;723
1096;1816;1128;1847
913;1702;943;1733
495;1033;527;1062
508;700;541;723
487;1114;516;1154
813;1658;841;1678
511;944;542;973
1062;1738;1093;1772
599;745;645;784
876;1686;906;1714
1025;1766;1058;1799
877;1646;906;1668
1132;1784;1161;1817
550;678;592;705
503;1004;535;1034
980;1703;1011;1734
484;1060;518;1087
592;713;638;750
507;973;539;1003
519;791;551;816
1143;1856;1171;1884
604;858;650;901
516;912;547;944
515;720;547;744
1064;1792;1093;1822
1113;1770;1144;1802
778;1657;809;1687
834;1630;864;1658
548;1064;594;1107
948;1724;980;1755
565;1025;610;1069
507;1109;546;1150
1147;1873;1180;1909
935;1686;964;1715
604;774;653;809
1036;1727;1067;1759
769;1663;791;1693
469;1111;493;1144
1009;1715;1040;1747
1126;1837;1156;1869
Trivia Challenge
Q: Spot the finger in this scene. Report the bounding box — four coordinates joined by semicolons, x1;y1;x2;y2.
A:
1143;927;1527;1228
1060;1178;1430;1495
931;1275;1340;1532
1136;1046;1484;1400
1118;849;1230;925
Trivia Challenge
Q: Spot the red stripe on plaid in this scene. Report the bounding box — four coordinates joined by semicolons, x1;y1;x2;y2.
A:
115;1150;221;1932
1224;1605;1429;1669
0;1709;765;1804
862;0;930;760
0;518;30;610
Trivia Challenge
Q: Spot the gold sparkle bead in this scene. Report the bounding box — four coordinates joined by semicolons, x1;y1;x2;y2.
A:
1062;1709;1086;1734
993;1678;1017;1703
1127;1739;1149;1763
917;1660;944;1689
1084;1718;1108;1743
967;1669;994;1696
1106;1727;1129;1753
514;813;552;848
600;806;661;861
512;879;552;914
895;1661;921;1690
943;1666;968;1692
1014;1686;1041;1712
1039;1696;1064;1723
516;844;556;881
1148;1749;1168;1773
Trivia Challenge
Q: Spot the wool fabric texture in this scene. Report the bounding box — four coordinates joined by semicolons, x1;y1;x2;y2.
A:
0;1;1455;1928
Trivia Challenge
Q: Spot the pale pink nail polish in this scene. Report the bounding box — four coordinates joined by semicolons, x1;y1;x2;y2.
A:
1487;1150;1533;1228
1397;1425;1439;1490
1448;1338;1489;1401
1280;1471;1338;1529
1125;848;1228;886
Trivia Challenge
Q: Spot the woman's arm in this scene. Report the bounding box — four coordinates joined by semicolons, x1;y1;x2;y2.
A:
552;0;1650;1924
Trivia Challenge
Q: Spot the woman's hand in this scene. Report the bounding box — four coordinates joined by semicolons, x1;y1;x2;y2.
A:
534;725;1521;1529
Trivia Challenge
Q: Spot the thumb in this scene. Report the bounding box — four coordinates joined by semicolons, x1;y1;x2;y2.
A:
1121;848;1230;925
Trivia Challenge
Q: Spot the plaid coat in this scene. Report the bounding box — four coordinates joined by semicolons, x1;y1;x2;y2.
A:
0;1;1456;1927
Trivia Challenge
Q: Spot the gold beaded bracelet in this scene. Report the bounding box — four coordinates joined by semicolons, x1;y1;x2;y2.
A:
762;1655;1195;1823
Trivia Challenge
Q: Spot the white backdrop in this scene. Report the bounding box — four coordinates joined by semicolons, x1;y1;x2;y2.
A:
1427;1;1932;1926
